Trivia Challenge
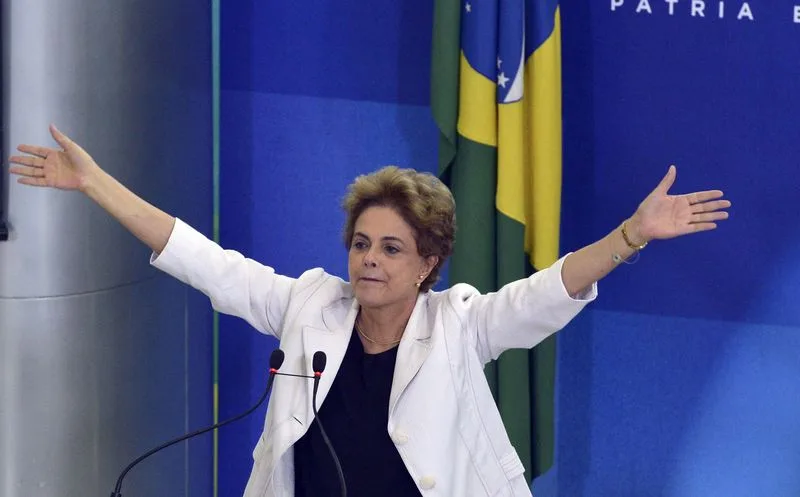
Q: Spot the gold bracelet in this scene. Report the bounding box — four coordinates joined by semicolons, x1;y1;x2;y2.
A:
621;220;648;251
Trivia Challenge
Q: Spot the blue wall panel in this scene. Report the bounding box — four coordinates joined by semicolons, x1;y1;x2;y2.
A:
218;0;800;495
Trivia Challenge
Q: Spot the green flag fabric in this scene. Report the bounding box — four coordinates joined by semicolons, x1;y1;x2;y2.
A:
431;0;564;481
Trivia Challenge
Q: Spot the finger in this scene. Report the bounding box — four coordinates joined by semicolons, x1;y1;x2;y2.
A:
691;199;731;213
9;165;46;178
651;166;676;195
691;211;728;223
685;190;724;204
50;124;73;150
17;144;56;158
654;165;677;195
688;222;717;233
17;176;48;187
8;155;43;168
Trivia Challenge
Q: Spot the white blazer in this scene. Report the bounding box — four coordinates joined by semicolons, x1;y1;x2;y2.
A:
151;219;596;497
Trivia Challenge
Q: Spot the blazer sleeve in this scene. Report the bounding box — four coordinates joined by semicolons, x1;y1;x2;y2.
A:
448;254;597;364
149;218;294;338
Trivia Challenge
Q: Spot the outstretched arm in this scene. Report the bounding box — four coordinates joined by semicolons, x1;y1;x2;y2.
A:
561;165;731;297
9;124;175;253
10;125;294;337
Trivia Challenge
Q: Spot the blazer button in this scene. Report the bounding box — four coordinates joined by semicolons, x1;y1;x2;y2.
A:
419;476;436;490
391;430;409;445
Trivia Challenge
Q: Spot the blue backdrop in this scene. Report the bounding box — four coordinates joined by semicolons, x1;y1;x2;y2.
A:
552;2;800;496
217;0;800;495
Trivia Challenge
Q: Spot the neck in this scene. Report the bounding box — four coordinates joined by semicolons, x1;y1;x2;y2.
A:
357;295;417;352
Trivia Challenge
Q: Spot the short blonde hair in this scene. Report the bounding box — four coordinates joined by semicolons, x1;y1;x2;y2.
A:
341;166;456;292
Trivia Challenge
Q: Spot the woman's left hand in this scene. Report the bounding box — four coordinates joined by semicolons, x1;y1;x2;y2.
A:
626;165;731;244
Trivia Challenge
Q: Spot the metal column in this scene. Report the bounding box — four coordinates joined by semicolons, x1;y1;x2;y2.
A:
1;1;214;495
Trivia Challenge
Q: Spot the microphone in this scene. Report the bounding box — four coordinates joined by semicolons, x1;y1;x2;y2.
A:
312;351;327;377
310;351;347;497
109;349;285;497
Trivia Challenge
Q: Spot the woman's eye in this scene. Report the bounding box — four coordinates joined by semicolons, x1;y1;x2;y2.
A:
385;245;399;254
353;241;367;250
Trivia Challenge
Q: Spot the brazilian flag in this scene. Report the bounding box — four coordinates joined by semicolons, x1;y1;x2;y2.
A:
431;0;564;482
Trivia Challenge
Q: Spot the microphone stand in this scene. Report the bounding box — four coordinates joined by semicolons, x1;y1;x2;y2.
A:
109;350;285;497
108;350;346;497
311;351;347;497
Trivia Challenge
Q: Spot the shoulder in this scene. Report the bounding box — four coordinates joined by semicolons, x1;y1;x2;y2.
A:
427;282;481;318
438;282;481;304
291;267;352;304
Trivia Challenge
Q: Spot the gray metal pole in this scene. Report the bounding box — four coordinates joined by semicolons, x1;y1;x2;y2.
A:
0;1;214;495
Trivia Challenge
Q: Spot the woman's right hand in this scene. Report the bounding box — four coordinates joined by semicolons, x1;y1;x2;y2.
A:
9;123;175;252
9;124;99;192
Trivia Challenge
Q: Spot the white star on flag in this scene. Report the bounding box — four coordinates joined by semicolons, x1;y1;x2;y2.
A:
465;2;471;12
497;57;502;69
497;72;510;88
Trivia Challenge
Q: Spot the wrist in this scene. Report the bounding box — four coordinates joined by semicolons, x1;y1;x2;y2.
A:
78;164;104;196
622;215;648;250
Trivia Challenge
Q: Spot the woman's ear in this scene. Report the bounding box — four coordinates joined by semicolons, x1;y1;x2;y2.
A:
422;255;439;279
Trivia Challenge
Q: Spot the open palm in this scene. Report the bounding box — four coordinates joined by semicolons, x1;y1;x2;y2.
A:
8;125;97;191
634;165;731;242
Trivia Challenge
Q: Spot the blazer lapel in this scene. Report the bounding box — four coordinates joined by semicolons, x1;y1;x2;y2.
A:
298;291;435;423
388;293;433;417
300;297;359;426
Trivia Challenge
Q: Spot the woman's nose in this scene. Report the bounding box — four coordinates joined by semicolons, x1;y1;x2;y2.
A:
363;250;378;268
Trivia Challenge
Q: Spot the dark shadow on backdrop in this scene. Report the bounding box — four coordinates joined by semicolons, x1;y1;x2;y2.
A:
395;0;436;175
557;1;596;495
218;0;264;494
1;4;9;241
395;0;451;289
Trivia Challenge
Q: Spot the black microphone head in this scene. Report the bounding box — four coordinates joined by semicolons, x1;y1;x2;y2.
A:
269;349;285;370
312;351;327;373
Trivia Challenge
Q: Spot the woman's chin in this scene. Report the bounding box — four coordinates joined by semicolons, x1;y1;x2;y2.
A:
354;290;385;308
354;288;419;311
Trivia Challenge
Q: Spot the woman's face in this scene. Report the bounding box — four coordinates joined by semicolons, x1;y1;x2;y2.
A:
347;205;437;310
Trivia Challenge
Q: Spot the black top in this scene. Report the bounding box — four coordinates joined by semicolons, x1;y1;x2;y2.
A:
293;330;422;496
